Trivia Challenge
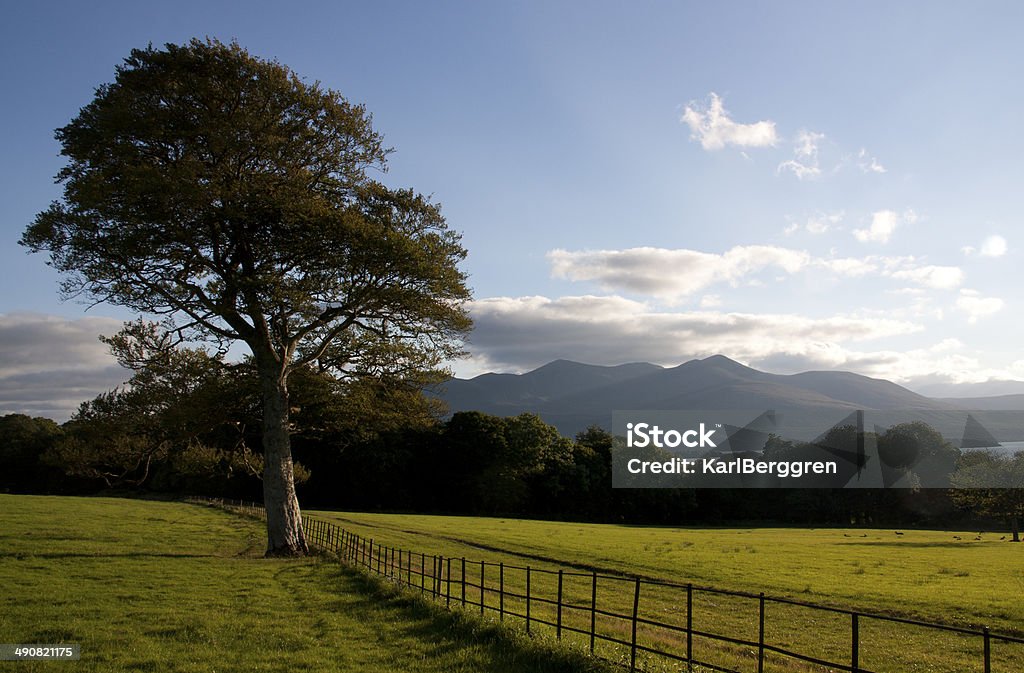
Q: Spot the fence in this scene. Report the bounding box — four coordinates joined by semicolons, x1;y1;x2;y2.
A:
196;499;1024;673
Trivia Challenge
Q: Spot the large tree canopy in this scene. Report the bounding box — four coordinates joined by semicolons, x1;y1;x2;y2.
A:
22;39;472;555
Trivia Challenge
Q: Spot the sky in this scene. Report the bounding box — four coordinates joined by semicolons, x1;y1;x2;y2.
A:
2;1;1023;420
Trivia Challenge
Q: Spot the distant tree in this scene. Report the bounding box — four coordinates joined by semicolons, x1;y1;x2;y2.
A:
0;414;62;492
51;322;269;489
878;421;959;487
21;40;471;555
950;451;1024;542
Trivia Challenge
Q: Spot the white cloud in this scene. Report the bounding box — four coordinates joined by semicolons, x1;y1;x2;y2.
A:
816;255;962;290
889;265;965;290
980;235;1008;257
549;245;963;298
785;211;844;236
963;235;1008;258
700;294;723;308
548;245;810;300
680;93;778;151
853;209;918;243
857;148;887;174
814;257;879;277
955;289;1004;324
777;129;825;180
0;312;128;421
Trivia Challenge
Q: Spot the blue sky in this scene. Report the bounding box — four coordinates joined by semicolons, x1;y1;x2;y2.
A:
2;1;1023;418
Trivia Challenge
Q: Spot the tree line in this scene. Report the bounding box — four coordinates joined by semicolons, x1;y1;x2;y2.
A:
3;354;1021;539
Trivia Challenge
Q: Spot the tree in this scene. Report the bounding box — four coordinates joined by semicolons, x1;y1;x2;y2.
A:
21;40;471;555
50;322;269;490
878;421;959;487
0;414;63;492
950;451;1024;542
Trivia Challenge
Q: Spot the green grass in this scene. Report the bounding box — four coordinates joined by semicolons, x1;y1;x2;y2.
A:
0;495;612;673
308;509;1024;673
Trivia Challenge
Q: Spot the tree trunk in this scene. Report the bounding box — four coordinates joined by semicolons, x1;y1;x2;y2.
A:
1012;514;1020;543
259;363;308;556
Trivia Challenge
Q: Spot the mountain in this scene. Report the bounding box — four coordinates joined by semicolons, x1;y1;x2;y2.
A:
437;355;955;436
938;394;1024;411
439;359;662;416
912;380;1024;398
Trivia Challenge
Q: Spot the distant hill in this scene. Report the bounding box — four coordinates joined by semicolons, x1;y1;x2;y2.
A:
439;360;661;416
437;355;961;436
938;394;1024;411
913;380;1024;398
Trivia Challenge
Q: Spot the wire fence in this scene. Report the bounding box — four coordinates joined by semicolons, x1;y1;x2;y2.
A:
193;498;1024;673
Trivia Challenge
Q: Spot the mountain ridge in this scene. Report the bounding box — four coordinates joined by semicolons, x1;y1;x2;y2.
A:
437;355;1013;436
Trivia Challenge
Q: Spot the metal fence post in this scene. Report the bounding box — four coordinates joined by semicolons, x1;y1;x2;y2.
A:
686;583;693;673
446;557;452;608
499;562;505;621
758;592;765;673
557;569;564;640
480;561;485;615
984;626;991;673
461;557;466;607
590;571;598;654
851;612;859;673
526;566;532;635
630;577;641;672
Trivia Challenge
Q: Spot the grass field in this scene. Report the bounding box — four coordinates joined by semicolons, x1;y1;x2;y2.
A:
307;509;1024;673
0;495;610;673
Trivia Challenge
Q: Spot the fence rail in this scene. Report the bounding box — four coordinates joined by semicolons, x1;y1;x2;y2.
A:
193;498;1024;673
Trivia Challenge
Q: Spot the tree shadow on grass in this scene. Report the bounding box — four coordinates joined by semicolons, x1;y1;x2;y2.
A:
838;541;986;549
0;552;218;560
316;565;615;673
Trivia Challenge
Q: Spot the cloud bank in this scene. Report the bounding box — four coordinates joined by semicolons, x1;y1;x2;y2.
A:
461;296;1006;386
466;294;918;371
0;313;127;421
548;245;964;299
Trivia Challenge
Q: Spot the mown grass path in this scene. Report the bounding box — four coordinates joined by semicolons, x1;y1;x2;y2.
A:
0;495;609;673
